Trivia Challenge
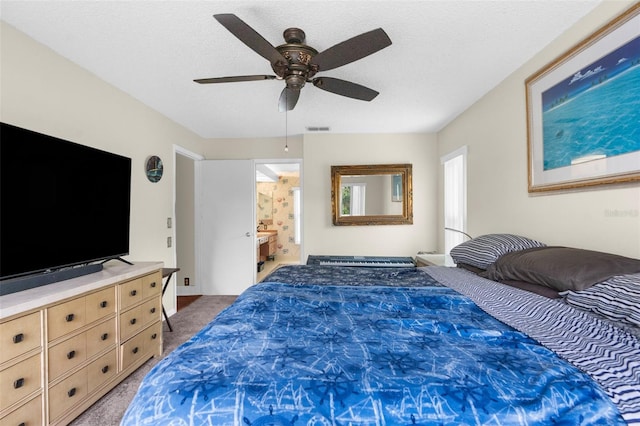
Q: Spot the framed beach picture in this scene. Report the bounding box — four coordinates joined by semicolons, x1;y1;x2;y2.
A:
525;4;640;192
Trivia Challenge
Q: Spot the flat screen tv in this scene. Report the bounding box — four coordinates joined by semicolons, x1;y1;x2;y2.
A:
0;122;132;295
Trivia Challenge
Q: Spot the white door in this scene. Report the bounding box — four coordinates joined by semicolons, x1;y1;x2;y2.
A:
195;160;255;295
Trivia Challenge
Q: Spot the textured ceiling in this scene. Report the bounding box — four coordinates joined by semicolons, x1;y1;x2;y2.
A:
1;1;602;139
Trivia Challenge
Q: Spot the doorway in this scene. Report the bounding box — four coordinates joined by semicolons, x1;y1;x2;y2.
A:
175;157;303;299
173;145;204;308
255;160;303;282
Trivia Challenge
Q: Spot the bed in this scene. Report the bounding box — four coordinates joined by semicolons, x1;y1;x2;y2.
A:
122;235;640;425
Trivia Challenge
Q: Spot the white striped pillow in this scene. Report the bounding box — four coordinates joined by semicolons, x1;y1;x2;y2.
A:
562;273;640;328
449;234;546;270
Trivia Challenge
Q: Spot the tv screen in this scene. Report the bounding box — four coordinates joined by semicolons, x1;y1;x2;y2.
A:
0;122;131;285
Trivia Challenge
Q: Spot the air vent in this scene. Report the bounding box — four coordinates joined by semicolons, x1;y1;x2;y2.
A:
306;126;331;132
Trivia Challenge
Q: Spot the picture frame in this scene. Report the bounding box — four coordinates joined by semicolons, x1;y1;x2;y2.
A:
525;4;640;192
145;155;163;183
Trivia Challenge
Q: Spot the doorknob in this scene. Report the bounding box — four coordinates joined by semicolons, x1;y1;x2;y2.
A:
245;232;251;237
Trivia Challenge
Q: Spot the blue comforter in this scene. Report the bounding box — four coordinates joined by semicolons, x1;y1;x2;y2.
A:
121;267;624;425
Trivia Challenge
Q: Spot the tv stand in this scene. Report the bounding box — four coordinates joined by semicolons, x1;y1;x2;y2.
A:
102;256;134;266
0;262;163;426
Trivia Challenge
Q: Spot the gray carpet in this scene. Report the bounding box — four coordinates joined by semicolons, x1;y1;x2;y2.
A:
69;295;237;426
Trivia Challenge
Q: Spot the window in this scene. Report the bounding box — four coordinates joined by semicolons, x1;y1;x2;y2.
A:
441;146;468;253
340;183;366;216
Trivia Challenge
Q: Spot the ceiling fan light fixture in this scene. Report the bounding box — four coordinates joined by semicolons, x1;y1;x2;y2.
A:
283;28;306;44
198;14;392;111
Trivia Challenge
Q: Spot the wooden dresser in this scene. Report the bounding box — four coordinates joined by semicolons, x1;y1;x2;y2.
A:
0;262;163;426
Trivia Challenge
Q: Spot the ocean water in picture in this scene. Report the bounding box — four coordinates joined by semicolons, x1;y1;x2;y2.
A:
542;37;640;171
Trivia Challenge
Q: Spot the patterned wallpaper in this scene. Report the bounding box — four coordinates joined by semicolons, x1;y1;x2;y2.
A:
257;176;300;260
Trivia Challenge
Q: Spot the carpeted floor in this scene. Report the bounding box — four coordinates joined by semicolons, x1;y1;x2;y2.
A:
69;295;237;426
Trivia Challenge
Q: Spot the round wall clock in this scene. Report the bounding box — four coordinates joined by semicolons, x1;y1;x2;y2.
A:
145;155;163;183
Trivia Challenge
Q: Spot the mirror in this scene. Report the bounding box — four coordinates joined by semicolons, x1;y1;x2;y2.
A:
257;192;273;225
331;164;413;226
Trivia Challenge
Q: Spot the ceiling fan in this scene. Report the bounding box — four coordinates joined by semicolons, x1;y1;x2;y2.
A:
194;14;392;112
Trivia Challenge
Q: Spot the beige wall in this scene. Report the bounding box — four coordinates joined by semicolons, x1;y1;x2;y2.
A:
303;133;439;258
201;132;439;259
1;22;206;314
200;136;303;159
437;1;640;258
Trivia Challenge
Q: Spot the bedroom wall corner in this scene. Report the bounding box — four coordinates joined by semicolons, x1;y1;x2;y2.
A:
436;1;639;259
1;21;208;314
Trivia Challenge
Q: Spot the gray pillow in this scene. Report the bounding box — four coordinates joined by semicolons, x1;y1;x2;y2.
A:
562;273;640;328
484;246;640;291
449;234;546;270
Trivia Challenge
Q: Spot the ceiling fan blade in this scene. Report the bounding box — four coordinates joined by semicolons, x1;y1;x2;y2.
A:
214;14;286;65
312;77;379;101
194;75;277;84
310;28;391;72
278;87;301;112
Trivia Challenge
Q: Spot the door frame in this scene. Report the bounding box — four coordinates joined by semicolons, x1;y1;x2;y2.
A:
172;156;304;299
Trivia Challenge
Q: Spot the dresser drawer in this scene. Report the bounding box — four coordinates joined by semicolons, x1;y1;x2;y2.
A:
48;297;86;341
120;305;143;341
48;368;87;421
119;278;143;310
86;318;116;359
87;350;117;393
0;353;41;411
120;322;161;370
0;312;41;364
48;333;87;381
120;332;147;370
0;394;42;426
143;321;162;356
141;297;161;326
85;286;116;324
142;271;162;299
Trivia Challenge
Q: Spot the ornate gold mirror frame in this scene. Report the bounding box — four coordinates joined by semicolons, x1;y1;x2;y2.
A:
331;164;413;226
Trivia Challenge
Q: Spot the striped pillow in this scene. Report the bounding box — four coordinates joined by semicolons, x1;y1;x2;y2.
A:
449;234;546;270
562;273;640;328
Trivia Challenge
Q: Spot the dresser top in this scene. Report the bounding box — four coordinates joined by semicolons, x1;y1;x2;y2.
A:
0;262;163;320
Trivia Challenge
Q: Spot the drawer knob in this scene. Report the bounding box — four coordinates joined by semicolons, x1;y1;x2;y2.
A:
101;333;109;341
151;282;157;288
13;377;25;389
150;307;156;314
66;313;75;322
100;300;108;308
18;423;26;426
67;350;76;359
130;290;137;296
151;333;157;339
13;333;24;344
132;346;139;354
68;387;77;397
102;365;109;374
130;318;137;325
